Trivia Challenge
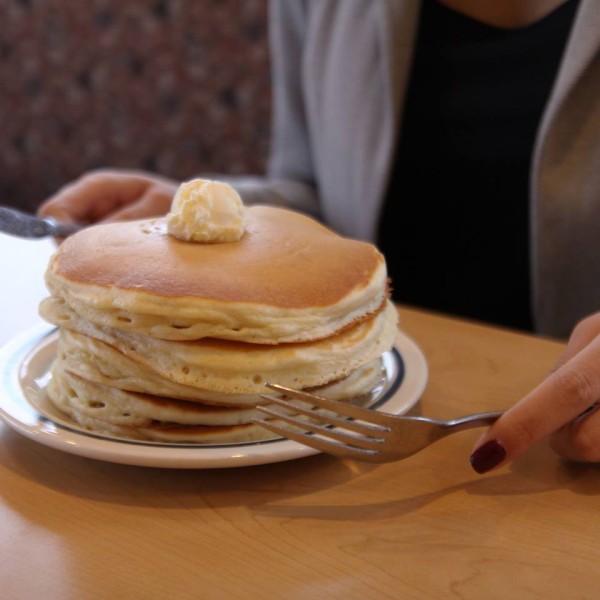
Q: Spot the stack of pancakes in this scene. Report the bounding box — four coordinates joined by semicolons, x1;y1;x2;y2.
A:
40;205;398;443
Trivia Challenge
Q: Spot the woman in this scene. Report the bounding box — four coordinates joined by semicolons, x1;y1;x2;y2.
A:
38;0;600;473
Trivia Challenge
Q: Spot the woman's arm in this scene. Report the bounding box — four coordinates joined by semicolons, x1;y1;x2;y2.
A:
263;0;320;217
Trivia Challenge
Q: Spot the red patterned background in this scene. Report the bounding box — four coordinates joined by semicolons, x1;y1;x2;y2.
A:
0;0;271;212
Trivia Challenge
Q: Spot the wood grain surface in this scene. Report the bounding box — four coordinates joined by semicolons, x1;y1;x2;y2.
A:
1;305;599;600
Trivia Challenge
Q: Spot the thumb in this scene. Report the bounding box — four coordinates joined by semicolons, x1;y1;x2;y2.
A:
100;188;174;223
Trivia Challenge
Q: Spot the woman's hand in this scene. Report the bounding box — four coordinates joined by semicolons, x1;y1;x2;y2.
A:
470;312;600;473
37;169;179;225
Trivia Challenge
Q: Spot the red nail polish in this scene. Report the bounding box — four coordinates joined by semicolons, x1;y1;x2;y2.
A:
470;439;506;474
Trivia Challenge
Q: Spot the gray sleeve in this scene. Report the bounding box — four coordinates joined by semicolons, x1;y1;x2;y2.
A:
207;174;319;217
240;0;319;217
202;1;320;218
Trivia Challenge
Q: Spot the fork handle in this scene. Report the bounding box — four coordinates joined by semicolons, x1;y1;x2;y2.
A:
444;410;505;432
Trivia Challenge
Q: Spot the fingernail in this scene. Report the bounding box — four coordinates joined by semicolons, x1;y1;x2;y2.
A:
470;439;507;474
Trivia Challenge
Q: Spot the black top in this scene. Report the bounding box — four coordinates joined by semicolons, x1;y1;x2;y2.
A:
378;0;579;331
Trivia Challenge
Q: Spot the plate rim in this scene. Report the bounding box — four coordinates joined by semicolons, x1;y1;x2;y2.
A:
0;324;428;469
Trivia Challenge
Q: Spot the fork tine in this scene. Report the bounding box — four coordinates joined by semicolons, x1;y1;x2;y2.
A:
260;394;389;436
265;382;395;426
256;406;385;451
253;418;381;460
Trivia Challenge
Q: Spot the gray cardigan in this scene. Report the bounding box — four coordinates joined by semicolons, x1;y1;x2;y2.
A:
235;0;600;338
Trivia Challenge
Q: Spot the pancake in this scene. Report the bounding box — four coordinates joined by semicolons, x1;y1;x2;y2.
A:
44;206;387;344
48;365;282;427
40;195;398;445
54;327;386;405
41;299;397;395
48;357;384;427
48;370;285;444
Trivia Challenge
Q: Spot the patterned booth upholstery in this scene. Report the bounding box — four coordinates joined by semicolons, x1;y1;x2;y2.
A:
1;0;271;212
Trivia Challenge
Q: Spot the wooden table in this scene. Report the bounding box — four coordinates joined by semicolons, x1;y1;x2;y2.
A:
0;233;599;599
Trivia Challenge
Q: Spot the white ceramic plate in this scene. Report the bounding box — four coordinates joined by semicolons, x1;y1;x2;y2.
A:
0;325;428;469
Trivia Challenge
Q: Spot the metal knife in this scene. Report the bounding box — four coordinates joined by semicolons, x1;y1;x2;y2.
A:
0;206;82;238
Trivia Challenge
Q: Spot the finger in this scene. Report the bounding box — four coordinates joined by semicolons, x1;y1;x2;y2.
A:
549;403;600;462
37;171;152;224
100;188;174;223
550;313;600;372
470;335;600;473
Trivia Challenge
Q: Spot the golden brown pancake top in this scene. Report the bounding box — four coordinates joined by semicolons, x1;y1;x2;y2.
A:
50;206;384;308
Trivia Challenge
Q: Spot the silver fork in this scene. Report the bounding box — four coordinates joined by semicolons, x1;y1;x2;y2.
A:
255;383;504;463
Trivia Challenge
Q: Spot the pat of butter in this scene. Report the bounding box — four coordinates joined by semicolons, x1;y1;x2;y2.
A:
167;179;245;243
